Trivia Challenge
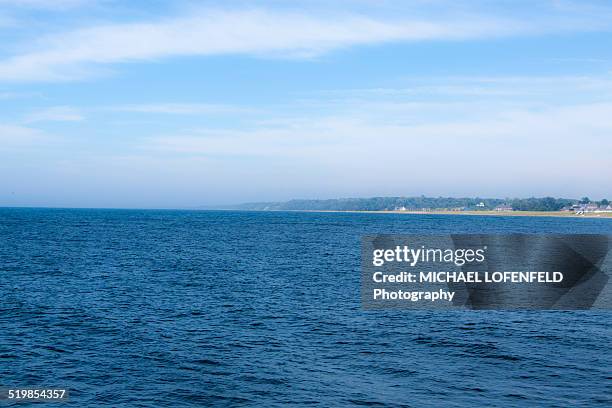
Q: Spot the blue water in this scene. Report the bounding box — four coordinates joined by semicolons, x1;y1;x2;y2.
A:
1;209;611;407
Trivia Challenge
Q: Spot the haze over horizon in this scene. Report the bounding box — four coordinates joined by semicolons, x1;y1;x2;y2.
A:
1;0;611;208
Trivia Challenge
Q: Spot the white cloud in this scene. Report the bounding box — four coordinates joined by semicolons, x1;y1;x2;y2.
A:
2;1;611;83
316;75;612;99
24;106;83;122
0;91;27;99
109;103;254;115
143;100;612;186
0;0;91;9
144;101;612;154
122;99;612;201
0;8;528;82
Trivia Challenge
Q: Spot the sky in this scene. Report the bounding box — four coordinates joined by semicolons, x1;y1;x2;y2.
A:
0;0;611;208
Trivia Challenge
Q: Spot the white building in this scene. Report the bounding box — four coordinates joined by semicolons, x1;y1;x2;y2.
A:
595;205;612;213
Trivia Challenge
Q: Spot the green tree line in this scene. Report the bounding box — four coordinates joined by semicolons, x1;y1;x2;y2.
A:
233;196;606;211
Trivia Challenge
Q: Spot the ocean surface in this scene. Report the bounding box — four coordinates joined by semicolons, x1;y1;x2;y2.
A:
1;208;611;407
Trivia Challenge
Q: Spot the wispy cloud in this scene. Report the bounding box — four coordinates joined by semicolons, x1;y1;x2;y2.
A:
1;2;608;83
109;103;254;115
0;90;39;99
24;106;83;122
0;8;536;82
315;74;612;99
139;100;612;200
146;101;612;156
0;0;92;9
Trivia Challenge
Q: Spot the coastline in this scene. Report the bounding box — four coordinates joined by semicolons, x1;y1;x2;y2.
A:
268;209;612;218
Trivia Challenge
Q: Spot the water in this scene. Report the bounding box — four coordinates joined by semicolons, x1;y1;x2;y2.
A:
1;209;611;407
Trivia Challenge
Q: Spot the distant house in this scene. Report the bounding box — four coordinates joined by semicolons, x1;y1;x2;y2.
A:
495;205;513;212
585;204;599;212
572;203;601;213
595;205;612;213
394;206;407;211
476;202;485;208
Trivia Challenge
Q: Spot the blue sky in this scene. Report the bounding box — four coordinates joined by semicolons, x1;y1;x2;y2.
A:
0;0;611;208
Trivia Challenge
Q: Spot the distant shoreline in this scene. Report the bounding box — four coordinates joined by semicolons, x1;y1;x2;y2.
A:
1;207;611;218
264;209;612;218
